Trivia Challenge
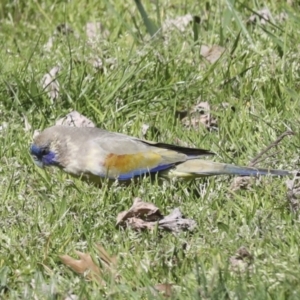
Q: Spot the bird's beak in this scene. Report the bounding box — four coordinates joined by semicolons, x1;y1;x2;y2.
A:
30;144;44;168
31;156;44;168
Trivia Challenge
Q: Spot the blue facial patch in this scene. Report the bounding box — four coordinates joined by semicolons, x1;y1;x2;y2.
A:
30;144;58;166
30;144;43;156
42;151;57;165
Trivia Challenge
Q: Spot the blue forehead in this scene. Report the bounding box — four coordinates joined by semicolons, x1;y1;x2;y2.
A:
30;144;57;166
30;144;43;156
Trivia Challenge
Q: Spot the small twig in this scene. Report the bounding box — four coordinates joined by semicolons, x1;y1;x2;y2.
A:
248;150;282;167
248;130;295;167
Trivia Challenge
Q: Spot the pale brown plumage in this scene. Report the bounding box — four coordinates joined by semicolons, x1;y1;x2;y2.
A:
29;126;293;184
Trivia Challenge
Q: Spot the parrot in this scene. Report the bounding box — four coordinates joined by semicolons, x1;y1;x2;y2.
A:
29;125;293;184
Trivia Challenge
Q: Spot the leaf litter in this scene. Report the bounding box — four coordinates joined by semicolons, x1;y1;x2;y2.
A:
43;21;116;80
60;245;118;286
60;244;175;297
41;65;60;102
247;8;273;25
247;7;288;25
229;246;253;273
200;45;225;64
116;197;197;232
55;111;95;128
59;196;192;296
286;174;300;213
179;101;219;131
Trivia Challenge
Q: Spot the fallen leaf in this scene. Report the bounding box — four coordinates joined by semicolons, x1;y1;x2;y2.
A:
162;14;195;32
247;8;273;25
116;197;163;226
229;246;253;273
158;208;196;232
55;111;95;128
200;45;225;64
85;22;110;43
60;244;176;296
117;198;196;232
60;245;118;286
286;175;300;213
41;66;60;101
44;24;76;51
181;101;218;131
60;251;104;284
153;283;174;298
126;217;157;230
230;176;254;192
96;244;118;270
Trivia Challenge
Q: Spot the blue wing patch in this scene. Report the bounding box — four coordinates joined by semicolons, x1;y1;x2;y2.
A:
117;163;174;180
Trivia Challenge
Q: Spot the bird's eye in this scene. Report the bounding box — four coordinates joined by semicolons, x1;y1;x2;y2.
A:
41;149;48;155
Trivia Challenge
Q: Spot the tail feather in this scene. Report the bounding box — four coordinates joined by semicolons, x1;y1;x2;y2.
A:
166;159;291;178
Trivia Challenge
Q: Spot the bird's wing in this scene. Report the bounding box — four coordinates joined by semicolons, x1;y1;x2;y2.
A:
84;133;212;180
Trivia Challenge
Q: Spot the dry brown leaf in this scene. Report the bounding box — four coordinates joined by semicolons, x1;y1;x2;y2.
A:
44;24;76;51
117;198;196;232
162;14;194;32
158;208;196;232
247;8;273;25
41;66;60;101
229;246;253;273
230;176;254;192
60;245;118;286
85;22;110;43
55;111;95;128
286;175;300;213
200;45;225;64
60;251;104;284
126;217;157;230
153;283;174;298
181;101;217;131
117;198;163;226
60;245;176;296
96;244;118;268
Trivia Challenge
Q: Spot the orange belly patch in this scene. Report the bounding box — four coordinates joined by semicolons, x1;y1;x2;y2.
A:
104;152;161;174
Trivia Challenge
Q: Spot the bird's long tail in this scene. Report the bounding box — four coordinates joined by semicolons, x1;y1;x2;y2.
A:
165;159;291;178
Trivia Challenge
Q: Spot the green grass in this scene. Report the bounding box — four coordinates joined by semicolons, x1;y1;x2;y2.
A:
1;0;300;299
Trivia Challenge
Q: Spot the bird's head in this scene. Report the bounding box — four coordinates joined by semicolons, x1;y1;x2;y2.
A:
30;128;60;168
